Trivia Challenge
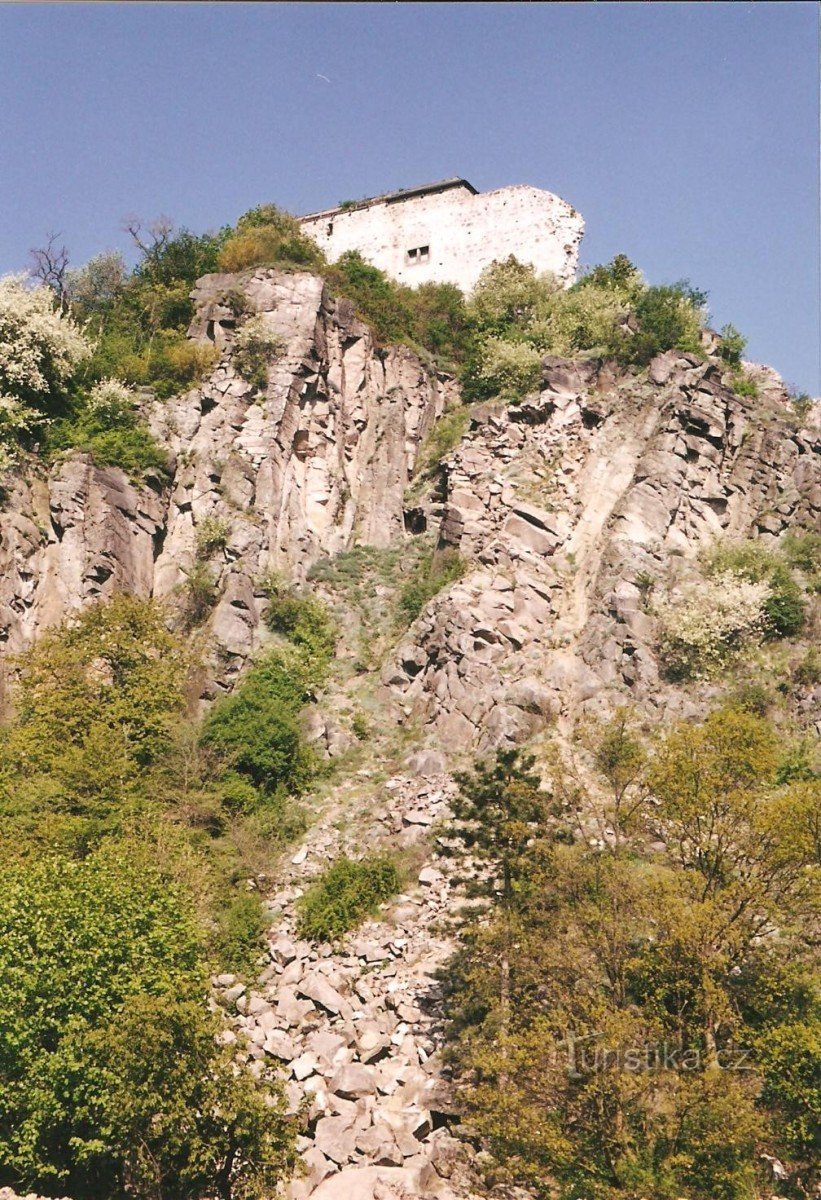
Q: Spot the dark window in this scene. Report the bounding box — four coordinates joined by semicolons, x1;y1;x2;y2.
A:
406;245;430;265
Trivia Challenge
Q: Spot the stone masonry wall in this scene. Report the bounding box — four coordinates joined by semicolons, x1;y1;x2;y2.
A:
300;183;584;293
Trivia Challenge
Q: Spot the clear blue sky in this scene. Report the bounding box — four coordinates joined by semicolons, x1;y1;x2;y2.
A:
1;2;818;392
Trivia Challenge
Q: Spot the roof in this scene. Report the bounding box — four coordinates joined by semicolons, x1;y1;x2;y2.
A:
300;177;477;222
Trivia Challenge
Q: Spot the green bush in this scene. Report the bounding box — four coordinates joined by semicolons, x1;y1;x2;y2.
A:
202;651;315;795
217;205;326;274
47;380;169;479
718;323;747;366
412;406;471;481
782;532;821;593
296;853;400;941
398;549;466;621
325;252;471;364
261;574;337;668
213;889;269;975
622;282;704;365
181;560;219;630
705;541;806;638
231;316;285;390
194;514;229;559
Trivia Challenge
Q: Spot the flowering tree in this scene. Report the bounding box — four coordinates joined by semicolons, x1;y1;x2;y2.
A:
0;273;93;466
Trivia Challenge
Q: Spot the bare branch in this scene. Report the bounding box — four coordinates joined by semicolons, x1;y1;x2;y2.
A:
28;232;70;306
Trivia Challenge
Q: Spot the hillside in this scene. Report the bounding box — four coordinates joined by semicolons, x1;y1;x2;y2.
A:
0;215;818;1200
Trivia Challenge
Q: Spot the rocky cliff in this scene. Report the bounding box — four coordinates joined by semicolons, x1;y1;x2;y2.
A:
1;268;819;1200
384;352;820;748
0;269;454;706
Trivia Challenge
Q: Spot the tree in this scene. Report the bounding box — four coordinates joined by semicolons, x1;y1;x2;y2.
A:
453;747;546;905
28;232;71;309
1;596;189;840
0;845;295;1199
0;274;92;458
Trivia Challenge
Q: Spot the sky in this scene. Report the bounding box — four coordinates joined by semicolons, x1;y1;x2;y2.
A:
0;2;818;393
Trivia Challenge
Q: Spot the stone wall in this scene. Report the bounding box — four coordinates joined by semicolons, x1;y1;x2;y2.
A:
300;181;584;293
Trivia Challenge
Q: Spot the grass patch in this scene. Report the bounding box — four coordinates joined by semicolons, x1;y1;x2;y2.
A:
398;548;467;621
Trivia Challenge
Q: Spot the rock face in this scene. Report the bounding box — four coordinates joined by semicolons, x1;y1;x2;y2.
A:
0;269;453;703
382;353;821;745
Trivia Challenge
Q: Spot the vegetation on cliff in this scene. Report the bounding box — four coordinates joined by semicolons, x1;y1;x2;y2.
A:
446;713;820;1200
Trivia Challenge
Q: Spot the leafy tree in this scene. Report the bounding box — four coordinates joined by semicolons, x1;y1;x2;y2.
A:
623;283;704;365
217;205;325;274
0;274;92;463
446;713;820;1199
0;845;294;1199
0;596;189;842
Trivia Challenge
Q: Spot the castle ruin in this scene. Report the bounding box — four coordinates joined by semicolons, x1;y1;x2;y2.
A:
299;177;584;294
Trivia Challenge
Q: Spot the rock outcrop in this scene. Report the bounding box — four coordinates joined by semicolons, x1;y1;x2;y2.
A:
383;353;820;745
0;269;454;704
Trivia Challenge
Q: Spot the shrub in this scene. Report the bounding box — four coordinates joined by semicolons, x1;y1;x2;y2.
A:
202;650;315;795
622;283;704;365
782;532;821;593
475;336;543;401
412;406;471;480
656;570;770;679
231;316;285;390
217;205;326;274
296;853;400;941
213;889;268;974
180;560;219;630
398;548;467;621
705;541;806;638
326;251;417;345
194;514;229;559
718;323;747;366
0;274;93;459
732;372;759;398
261;574;337;668
47;378;169;479
467;256;559;335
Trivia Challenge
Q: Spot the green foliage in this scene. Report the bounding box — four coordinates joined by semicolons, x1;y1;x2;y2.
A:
453;749;545;903
202;651;316;796
782;531;821;593
461;256;708;403
213;890;269;975
731;372;759;398
181;560;220;630
326;252;471;364
261;573;337;669
217;205;326;274
446;712;820;1200
296;853;400;941
475;337;543;401
411;406;471;482
705;540;806;638
0;275;93;466
0;845;294;1198
398;548;466;621
47;379;169;479
622;282;704;365
0;596;188;840
718;323;747;366
231;316;285;390
74;223;224;400
195;514;230;559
